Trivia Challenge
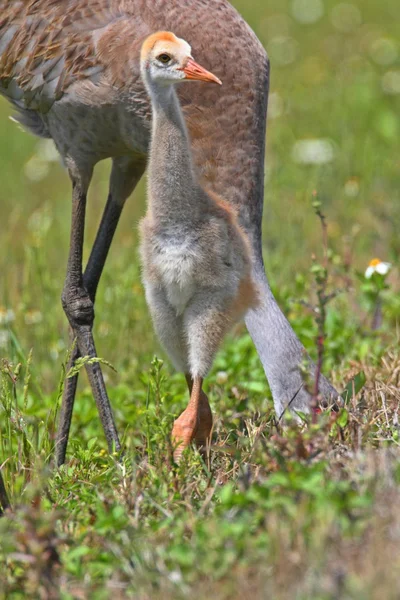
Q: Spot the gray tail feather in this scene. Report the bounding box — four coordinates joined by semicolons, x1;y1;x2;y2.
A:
10;105;51;139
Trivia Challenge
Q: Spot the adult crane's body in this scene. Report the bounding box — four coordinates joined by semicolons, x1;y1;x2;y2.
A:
0;0;266;206
0;0;338;463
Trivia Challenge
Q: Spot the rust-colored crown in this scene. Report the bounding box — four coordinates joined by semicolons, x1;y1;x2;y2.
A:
140;31;181;62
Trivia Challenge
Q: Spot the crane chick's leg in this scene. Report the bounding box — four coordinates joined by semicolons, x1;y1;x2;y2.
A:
172;374;213;462
172;290;230;461
56;158;145;466
143;282;203;461
172;375;212;462
144;282;188;374
184;374;212;448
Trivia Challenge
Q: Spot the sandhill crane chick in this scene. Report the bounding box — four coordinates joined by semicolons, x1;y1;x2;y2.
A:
139;32;259;461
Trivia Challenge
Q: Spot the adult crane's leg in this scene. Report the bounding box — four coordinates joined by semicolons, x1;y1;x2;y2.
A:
58;190;126;457
57;157;145;466
60;165;121;459
57;186;126;464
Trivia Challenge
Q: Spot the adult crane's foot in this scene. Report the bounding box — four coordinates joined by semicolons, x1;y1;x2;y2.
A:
275;369;341;421
55;339;80;467
244;275;342;418
172;386;213;463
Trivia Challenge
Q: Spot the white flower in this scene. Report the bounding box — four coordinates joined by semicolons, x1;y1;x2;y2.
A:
24;140;60;182
168;570;182;584
382;70;400;95
365;258;392;278
292;0;324;25
344;178;360;197
216;371;228;385
0;330;10;348
0;308;15;325
24;309;43;325
292;139;335;165
24;155;50;182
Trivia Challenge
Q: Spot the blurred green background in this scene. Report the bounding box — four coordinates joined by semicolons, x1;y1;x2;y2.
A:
0;0;399;393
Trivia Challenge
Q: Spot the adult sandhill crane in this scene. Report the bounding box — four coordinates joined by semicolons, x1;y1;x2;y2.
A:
0;0;338;465
139;31;259;460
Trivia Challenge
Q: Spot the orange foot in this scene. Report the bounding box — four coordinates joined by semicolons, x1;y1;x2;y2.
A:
172;392;213;462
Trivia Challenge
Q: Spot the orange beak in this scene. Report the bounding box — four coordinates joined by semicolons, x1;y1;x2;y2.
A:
182;58;222;85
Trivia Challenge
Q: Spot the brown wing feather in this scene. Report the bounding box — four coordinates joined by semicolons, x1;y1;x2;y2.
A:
0;0;131;111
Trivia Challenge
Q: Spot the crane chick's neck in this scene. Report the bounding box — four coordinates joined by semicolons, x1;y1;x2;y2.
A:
143;72;178;112
144;73;190;146
145;74;206;223
146;83;174;110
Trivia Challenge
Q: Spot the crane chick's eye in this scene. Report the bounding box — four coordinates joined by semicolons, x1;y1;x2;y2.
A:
157;53;172;64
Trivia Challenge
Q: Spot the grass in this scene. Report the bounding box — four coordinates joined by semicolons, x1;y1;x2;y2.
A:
0;0;400;597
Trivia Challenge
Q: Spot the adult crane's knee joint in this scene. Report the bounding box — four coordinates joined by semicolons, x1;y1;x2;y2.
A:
61;285;94;329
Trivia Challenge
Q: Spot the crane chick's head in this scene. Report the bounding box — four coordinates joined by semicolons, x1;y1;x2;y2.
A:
140;32;222;87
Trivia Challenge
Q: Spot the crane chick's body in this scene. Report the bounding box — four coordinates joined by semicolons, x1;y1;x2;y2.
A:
140;32;258;458
141;189;256;374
